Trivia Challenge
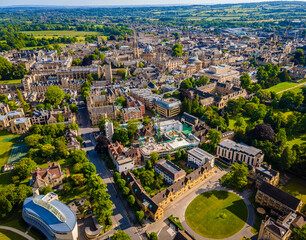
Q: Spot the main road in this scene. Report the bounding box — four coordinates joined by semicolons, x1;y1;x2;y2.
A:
77;104;142;240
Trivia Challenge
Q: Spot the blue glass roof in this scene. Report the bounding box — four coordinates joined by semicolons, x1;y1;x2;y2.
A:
23;195;77;234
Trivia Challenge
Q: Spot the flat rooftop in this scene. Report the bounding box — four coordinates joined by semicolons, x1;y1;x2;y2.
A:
219;139;262;156
188;147;214;160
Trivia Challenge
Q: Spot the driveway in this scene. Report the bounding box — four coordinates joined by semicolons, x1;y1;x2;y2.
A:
144;169;255;240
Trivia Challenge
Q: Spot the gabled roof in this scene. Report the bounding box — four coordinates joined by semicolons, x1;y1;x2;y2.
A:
259;182;302;210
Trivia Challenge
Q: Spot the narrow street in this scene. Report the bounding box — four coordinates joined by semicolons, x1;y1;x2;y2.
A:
77;104;142;240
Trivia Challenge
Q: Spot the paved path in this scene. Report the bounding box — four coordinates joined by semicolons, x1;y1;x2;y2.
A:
0;226;35;240
77;105;142;240
276;82;305;94
144;169;255;240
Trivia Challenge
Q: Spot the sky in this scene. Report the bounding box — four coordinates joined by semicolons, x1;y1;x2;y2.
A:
0;0;304;7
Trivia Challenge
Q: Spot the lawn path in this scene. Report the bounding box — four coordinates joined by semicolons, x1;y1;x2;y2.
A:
0;226;34;240
276;82;305;94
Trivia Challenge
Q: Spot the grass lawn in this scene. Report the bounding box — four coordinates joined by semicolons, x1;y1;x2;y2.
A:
286;134;306;148
281;176;306;212
0;131;22;189
0;229;27;240
185;190;248;239
0;79;22;85
0;210;44;240
21;30;105;41
228;115;251;131
267;82;299;93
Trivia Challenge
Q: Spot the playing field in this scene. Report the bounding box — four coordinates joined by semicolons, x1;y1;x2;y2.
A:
0;131;21;168
185;190;248;239
7;143;29;164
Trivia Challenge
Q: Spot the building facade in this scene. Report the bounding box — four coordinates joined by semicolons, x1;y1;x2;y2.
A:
23;192;78;240
217;139;264;167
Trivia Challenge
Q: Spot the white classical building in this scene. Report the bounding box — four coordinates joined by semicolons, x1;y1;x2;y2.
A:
187;147;215;169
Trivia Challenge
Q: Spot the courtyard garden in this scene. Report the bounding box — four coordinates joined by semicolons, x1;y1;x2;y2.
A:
185;190;248;239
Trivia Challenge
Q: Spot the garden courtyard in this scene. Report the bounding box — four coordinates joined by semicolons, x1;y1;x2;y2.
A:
185;190;248;239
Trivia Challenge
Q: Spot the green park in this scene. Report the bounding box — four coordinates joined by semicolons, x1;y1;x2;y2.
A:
185;190;248;239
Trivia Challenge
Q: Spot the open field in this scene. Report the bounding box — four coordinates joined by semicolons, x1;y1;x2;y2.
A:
0;229;27;240
185;190;248;239
286;134;306;148
267;82;299;93
0;79;22;85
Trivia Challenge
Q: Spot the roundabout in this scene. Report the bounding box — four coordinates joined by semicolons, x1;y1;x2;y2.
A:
185;190;248;239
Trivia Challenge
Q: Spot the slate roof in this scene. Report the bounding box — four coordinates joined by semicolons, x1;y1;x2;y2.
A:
259;181;302;210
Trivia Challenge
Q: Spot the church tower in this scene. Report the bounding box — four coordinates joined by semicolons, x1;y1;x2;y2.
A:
133;33;140;59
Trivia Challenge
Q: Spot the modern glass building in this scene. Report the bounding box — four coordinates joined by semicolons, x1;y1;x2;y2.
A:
22;192;78;240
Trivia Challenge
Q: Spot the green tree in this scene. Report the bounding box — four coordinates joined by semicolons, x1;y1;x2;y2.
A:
112;230;131;240
291;225;306;240
82;162;97;178
165;154;171;161
146;160;152;170
24;134;43;147
150;152;159;164
71;173;87;186
281;147;296;171
138;62;144;68
172;43;183;57
122;187;130;196
45;86;65;105
40;186;54;195
0;196;12;219
207;129;221;147
116;179;126;189
143;116;151;126
127;195;135;206
275;128;287;147
136;210;144;223
112;128;129;146
149;232;158;240
69;104;78;113
13;158;37;180
240;73;251;89
0;94;8;103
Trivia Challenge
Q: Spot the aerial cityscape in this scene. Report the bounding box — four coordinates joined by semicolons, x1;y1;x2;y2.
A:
0;1;305;240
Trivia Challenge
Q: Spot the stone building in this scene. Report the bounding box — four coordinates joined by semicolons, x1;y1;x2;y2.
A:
154;160;186;185
122;161;214;221
194;82;247;109
153;97;181;118
216;139;264;167
31;162;64;189
255;182;303;215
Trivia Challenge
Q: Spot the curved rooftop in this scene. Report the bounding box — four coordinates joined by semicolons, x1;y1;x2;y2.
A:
23;194;77;234
145;44;153;52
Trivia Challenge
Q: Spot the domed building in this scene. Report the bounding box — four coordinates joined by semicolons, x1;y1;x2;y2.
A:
142;44;156;62
23;192;78;240
188;54;203;71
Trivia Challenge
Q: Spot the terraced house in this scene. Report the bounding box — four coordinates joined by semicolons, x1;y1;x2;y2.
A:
255;181;303;215
122;161;214;220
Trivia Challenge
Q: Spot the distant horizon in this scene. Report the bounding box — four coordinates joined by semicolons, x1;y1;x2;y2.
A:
1;0;305;8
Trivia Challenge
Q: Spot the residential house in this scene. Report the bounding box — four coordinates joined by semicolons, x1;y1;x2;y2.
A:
31;162;64;189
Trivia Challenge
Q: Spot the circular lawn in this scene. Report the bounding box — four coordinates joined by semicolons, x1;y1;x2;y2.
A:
185;190;248;239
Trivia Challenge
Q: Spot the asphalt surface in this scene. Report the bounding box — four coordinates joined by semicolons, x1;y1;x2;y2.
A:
77;104;142;240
